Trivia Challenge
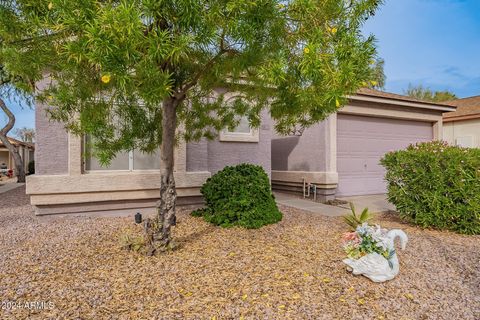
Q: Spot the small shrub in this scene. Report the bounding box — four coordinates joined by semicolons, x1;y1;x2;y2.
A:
381;141;480;235
119;232;145;252
28;160;35;174
192;163;282;228
343;203;372;231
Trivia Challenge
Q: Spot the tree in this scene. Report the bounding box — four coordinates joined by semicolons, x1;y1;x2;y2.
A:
404;84;457;102
14;127;35;143
368;58;385;90
1;0;382;253
0;66;31;183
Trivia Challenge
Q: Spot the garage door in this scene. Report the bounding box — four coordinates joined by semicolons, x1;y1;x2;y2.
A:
337;114;433;196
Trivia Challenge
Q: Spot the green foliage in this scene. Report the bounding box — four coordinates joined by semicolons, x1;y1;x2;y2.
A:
404;84;457;103
192;163;282;228
1;0;383;163
119;231;145;252
27;160;34;174
381;141;480;235
367;58;385;90
343;203;372;231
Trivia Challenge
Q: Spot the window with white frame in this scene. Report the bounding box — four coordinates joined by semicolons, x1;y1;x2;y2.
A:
219;94;259;142
84;136;160;171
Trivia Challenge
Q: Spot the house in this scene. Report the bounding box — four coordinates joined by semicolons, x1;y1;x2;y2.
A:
0;136;35;176
443;95;480;148
26;88;455;215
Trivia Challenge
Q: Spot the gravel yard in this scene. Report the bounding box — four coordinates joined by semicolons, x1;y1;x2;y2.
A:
1;187;479;319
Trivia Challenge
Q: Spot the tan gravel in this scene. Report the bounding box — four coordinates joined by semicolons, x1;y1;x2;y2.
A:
1;186;479;319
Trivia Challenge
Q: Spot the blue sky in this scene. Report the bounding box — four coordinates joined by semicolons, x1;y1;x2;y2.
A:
363;0;480;98
2;0;480;133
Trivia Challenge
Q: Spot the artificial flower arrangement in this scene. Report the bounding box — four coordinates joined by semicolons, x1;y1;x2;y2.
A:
342;223;395;268
341;210;408;283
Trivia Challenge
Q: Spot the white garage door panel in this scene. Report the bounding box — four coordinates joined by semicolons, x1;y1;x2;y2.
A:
337;114;433;196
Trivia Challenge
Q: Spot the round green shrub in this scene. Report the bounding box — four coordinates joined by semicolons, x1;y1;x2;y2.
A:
192;163;282;228
381;141;480;235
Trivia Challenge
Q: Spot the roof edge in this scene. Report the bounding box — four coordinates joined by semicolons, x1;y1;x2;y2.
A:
348;94;457;112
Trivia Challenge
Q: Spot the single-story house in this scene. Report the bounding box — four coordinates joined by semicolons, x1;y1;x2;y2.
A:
443;95;480;148
0;137;35;176
27;87;455;215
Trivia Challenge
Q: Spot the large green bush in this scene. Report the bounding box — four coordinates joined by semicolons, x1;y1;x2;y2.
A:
192;163;282;228
381;141;480;235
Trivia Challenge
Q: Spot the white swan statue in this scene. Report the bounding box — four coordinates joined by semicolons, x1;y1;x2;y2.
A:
343;229;408;282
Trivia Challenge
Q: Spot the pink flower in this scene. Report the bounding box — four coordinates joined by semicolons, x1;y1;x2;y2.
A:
342;232;358;241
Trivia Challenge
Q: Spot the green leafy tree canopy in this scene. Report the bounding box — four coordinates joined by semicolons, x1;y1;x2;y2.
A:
1;0;383;251
404;84;457;103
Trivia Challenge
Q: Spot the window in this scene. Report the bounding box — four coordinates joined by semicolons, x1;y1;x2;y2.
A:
84;136;160;171
218;94;259;143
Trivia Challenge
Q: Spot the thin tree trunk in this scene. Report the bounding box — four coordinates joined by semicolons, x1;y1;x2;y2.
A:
0;97;25;183
144;97;177;255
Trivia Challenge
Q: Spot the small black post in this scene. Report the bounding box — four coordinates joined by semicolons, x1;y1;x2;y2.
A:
135;212;142;224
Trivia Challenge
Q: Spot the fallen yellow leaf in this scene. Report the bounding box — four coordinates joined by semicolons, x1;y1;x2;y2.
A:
358;298;365;305
404;293;414;300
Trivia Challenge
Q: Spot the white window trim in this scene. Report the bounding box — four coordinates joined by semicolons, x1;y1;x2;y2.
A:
217;92;260;143
83;136;161;172
219;129;260;143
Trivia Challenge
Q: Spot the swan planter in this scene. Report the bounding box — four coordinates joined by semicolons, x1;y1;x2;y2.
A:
342;223;408;283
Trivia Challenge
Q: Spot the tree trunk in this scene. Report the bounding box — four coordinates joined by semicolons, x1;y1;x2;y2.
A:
144;97;177;255
0;97;25;183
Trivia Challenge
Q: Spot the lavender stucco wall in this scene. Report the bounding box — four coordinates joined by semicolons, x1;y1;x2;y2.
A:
187;110;272;176
271;120;328;172
35;80;69;175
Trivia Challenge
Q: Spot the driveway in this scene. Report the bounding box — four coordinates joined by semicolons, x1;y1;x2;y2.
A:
274;192;395;216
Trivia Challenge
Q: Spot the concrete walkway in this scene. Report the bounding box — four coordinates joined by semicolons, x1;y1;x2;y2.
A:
337;194;395;213
0;181;24;194
274;192;395;217
274;192;350;217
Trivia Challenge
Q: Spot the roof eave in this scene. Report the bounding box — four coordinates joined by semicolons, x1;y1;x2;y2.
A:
443;113;480;122
348;94;457;112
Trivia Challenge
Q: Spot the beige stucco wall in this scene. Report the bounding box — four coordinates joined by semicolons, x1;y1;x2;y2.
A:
443;118;480;148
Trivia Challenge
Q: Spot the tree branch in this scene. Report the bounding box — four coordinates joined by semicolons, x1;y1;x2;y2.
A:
0;98;15;135
175;49;227;99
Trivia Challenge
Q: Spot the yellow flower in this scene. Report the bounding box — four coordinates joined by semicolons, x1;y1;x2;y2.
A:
361;81;368;87
370;80;378;87
328;27;337;34
48;2;53;10
335;99;341;108
303;47;310;54
241;294;248;300
47;95;53;101
101;74;111;84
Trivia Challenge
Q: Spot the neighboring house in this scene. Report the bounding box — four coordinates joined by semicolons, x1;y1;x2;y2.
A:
27;87;454;215
0;137;35;176
443;95;480;148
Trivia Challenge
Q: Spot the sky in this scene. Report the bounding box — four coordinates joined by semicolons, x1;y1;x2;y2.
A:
2;0;480;134
363;0;480;98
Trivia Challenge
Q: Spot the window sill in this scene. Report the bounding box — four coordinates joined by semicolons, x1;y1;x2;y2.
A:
219;129;259;143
